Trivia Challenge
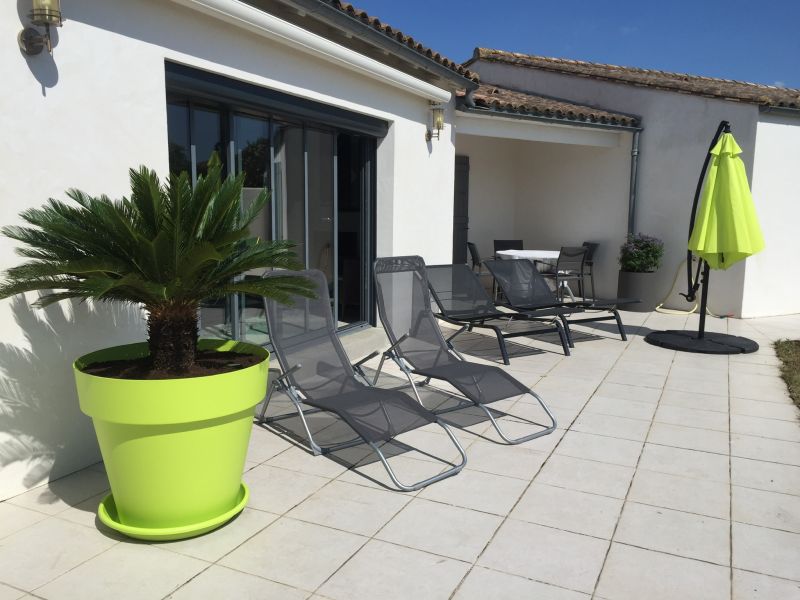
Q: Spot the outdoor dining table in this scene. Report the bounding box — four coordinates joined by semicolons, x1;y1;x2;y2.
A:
495;249;560;262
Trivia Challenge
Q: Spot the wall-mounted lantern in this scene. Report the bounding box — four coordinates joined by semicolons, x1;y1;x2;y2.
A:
426;103;446;141
18;0;63;56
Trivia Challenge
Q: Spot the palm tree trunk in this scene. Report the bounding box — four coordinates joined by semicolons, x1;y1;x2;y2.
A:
147;303;199;373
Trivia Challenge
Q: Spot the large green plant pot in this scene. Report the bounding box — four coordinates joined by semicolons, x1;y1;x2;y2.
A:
75;339;269;541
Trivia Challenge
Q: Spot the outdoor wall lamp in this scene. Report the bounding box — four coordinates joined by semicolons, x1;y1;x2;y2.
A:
18;0;63;56
426;103;446;141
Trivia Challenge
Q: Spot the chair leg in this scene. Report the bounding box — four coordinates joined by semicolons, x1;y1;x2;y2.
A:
558;315;575;350
478;388;557;445
367;420;467;491
612;308;628;341
486;323;511;365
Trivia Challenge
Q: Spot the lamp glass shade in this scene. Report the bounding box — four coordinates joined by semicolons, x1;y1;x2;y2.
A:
432;106;445;132
30;0;62;26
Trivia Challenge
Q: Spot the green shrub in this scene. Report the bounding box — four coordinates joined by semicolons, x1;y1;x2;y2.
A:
619;233;664;273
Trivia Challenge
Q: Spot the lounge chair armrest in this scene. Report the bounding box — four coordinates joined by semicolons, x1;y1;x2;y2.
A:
384;333;410;353
276;363;301;382
353;350;380;368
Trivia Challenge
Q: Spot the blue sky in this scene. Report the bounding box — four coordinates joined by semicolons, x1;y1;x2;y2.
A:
355;0;800;88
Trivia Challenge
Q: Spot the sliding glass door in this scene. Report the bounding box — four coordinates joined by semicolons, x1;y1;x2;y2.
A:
166;99;374;342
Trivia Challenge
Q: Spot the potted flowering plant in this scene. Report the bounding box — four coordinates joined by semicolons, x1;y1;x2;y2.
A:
0;156;312;540
617;233;665;312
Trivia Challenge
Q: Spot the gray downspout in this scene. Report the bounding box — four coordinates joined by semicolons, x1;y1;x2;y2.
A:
627;129;641;234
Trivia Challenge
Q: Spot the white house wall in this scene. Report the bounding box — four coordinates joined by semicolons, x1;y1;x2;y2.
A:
742;113;800;317
0;0;455;499
468;60;761;316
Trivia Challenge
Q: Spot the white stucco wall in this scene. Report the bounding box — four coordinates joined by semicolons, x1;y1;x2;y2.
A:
0;0;455;499
468;60;763;316
742;113;800;317
456;130;631;298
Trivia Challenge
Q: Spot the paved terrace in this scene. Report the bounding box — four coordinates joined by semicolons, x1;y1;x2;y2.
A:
0;311;799;600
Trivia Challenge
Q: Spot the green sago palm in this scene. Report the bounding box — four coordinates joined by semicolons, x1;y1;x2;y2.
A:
0;155;313;373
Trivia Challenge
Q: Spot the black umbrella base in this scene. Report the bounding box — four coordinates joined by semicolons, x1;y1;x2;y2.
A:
645;330;759;354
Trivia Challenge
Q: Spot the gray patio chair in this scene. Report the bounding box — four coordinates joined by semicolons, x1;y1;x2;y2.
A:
373;256;557;445
426;263;573;363
538;246;587;301
484;258;637;346
259;269;466;491
581;241;600;300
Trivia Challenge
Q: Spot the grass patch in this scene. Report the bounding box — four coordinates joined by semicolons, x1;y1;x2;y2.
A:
774;340;800;407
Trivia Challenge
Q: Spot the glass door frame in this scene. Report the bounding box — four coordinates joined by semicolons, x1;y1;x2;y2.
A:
167;95;376;340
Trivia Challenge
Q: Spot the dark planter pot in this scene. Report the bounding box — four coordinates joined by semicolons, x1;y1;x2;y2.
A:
617;271;663;312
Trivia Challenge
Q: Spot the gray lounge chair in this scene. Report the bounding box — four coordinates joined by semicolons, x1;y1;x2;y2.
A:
259;269;466;491
426;263;573;363
373;256;556;445
484;258;636;345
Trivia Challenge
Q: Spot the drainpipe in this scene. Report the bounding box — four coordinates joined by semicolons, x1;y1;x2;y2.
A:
627;129;641;234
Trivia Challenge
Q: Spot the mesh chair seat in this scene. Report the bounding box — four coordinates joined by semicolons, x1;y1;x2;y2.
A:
303;387;435;444
411;362;529;405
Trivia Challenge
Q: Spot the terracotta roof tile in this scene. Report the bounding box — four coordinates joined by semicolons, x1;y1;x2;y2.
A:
323;1;479;82
472;48;800;108
462;84;640;128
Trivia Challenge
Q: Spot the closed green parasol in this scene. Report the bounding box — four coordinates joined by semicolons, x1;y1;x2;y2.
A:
688;131;764;269
645;121;763;354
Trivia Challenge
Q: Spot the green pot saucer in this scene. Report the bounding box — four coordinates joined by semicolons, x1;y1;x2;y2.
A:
97;483;249;541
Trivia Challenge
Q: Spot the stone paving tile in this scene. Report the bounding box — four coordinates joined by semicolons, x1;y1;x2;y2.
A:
417;468;529;516
287;480;410;537
731;569;800;600
595;543;730;600
0;503;47;540
220;517;365;591
638;444;729;483
0;583;26;600
614;502;730;565
537;454;635;499
732;485;800;534
242;465;329;514
730;414;800;443
478;520;609;593
731;433;800;466
165;565;308;600
6;470;110;516
375;498;502;562
731;457;800;496
554;430;643;467
582;395;657;421
160;508;278;562
731;396;800;420
0;518;116;591
459;440;547;480
627;469;730;519
511;482;623;539
659;388;729;412
653;404;730;432
733;522;800;581
318;539;471;600
647;422;730;454
36;544;208;600
453;566;589;599
570;412;651;442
